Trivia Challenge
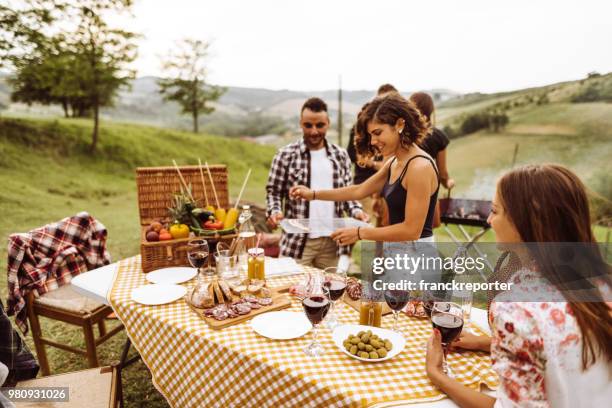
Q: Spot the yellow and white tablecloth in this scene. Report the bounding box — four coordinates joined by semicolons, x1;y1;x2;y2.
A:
109;256;498;408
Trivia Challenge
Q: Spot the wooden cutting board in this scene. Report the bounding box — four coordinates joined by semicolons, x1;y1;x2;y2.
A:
187;286;292;330
342;295;393;316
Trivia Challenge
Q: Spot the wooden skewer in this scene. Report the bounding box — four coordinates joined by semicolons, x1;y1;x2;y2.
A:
204;161;221;209
197;158;209;207
172;160;195;201
228;238;238;256
234;168;252;210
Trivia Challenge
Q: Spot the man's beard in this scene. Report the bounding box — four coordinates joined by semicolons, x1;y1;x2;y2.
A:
304;134;325;148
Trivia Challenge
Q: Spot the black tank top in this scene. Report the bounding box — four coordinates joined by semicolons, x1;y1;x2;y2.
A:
381;155;440;238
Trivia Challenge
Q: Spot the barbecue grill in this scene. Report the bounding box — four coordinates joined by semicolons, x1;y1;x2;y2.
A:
438;189;494;278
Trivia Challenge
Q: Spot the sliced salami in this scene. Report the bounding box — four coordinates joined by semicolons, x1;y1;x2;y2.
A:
226;309;238;318
249;302;261;309
214;304;229;312
234;303;252;315
242;295;258;303
202;308;215;317
212;310;229;320
257;297;273;306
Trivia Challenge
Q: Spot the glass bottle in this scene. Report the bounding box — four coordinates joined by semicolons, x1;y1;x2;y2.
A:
238;205;256;276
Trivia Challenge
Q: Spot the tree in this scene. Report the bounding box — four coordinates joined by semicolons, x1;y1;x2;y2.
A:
2;0;137;152
62;1;137;152
158;39;225;133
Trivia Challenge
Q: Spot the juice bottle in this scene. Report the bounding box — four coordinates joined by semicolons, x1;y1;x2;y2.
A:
247;248;265;281
359;300;382;327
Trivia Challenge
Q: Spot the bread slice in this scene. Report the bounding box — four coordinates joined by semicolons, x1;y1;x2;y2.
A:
218;280;234;302
212;280;226;304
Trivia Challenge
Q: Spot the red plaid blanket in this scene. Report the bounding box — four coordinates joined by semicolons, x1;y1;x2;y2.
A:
6;212;110;334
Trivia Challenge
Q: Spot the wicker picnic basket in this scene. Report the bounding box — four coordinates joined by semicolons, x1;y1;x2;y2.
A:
136;165;235;273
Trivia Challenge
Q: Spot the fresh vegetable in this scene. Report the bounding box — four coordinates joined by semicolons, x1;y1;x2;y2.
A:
146;231;159;242
191;208;215;223
159;231;173;241
204;220;224;230
205;205;215;213
169;222;190;239
149;221;163;232
223;208;238;229
214;208;227;224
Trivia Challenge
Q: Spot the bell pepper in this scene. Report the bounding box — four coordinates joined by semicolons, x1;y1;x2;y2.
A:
204;220;224;230
214;208;226;224
169;222;190;239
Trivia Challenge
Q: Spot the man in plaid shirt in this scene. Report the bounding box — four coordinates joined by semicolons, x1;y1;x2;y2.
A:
266;97;368;270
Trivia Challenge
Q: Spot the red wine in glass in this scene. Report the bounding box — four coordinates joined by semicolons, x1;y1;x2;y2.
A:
302;296;330;325
323;280;346;301
431;313;464;345
384;289;410;311
188;252;208;269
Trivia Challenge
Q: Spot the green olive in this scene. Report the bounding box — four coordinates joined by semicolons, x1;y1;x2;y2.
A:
369;351;379;359
350;346;358;355
377;348;387;358
384;340;393;351
350;337;360;345
365;344;373;352
359;351;370;359
357;342;366;350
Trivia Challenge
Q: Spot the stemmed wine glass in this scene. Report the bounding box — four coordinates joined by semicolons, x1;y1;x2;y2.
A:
188;239;210;278
431;302;464;376
302;282;331;357
384;289;410;333
321;267;347;329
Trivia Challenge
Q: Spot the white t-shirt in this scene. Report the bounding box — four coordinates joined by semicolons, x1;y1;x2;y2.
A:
309;148;334;238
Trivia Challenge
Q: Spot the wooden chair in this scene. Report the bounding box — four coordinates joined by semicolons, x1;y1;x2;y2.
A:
14;364;121;408
26;284;123;376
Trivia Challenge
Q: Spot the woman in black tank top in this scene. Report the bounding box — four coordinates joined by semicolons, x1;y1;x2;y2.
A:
289;94;440;246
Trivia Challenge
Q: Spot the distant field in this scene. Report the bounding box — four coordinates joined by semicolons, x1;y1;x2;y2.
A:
440;102;612;203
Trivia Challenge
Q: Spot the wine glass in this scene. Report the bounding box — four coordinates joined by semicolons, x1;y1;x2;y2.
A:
321;267;347;329
302;283;331;357
188;239;210;278
431;302;464;376
451;288;473;331
384;289;410;333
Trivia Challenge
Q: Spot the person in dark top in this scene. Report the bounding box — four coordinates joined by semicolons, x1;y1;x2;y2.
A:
409;92;454;190
346;83;399;226
290;93;439;245
410;92;454;228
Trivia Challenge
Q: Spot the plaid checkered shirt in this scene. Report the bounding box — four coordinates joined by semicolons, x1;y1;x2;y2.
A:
266;139;362;258
6;212;110;334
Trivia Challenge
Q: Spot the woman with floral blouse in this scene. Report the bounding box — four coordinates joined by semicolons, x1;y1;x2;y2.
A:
425;164;612;407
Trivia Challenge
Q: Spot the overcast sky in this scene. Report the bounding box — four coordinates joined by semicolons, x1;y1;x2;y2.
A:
113;0;612;93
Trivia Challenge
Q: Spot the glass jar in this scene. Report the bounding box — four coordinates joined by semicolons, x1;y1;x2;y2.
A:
247;247;265;281
359;299;382;327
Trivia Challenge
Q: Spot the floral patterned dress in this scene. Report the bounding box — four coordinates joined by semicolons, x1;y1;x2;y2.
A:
489;268;612;407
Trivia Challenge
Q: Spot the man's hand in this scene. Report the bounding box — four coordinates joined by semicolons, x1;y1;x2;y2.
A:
353;210;370;223
267;211;284;229
443;178;455;190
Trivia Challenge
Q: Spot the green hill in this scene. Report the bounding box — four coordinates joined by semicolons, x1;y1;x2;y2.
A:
0;116;277;271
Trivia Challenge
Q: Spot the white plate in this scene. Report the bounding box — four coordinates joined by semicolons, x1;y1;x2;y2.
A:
332;324;406;362
145;267;197;284
250;311;311;340
131;284;187;306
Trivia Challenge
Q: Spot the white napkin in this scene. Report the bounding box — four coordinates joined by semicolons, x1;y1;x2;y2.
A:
265;257;304;277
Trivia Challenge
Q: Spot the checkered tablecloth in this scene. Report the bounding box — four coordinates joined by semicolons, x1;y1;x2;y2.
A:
109;256;498;408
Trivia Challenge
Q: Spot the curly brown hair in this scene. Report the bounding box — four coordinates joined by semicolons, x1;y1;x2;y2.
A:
354;94;430;160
